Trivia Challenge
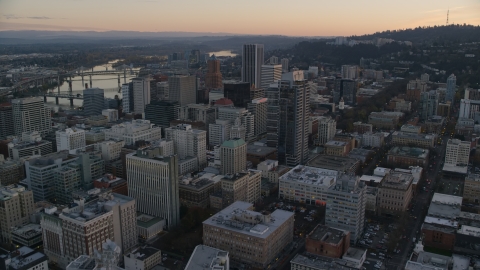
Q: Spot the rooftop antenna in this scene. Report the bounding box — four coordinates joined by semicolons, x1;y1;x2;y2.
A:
446;9;449;25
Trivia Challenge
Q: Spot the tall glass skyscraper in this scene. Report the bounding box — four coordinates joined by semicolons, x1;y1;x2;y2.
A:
446;74;457;104
241;44;264;88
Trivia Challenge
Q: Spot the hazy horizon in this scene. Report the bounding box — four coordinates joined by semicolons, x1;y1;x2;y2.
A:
1;0;479;36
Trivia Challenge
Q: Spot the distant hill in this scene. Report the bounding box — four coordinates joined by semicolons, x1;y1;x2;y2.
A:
351;24;480;44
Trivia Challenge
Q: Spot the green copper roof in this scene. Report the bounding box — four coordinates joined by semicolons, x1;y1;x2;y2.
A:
221;138;246;148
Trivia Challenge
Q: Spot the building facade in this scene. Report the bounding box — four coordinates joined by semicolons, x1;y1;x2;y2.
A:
242;44;264;88
83;88;105;116
12;97;51;136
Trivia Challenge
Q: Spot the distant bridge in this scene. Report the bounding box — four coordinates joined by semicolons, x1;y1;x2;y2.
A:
36;87;121;106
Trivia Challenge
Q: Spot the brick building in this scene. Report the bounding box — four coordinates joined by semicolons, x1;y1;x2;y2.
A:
305;225;350;258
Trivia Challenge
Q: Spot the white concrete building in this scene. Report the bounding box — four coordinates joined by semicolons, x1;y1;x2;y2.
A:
126;149;180;228
122;83;131;113
98;139;125;161
279;165;338;205
132;77;151;115
165;124;207;169
209;119;231;147
361;132;385;148
444;139;471;174
185;245;229;270
217;107;255;140
56;128;86;151
102;109;119;122
316;116;336;145
260;64;282;89
104;120;162;145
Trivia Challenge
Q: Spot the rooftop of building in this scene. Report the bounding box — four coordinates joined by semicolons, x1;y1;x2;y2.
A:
28;150;77;168
137;212;164;228
279;165;338;187
392;131;435;140
307;155;359;172
66;255;97;270
344;247;366;261
11;223;42;239
369;111;404;118
442;164;468;174
203;201;294;239
246;144;277;156
222;138;246;148
427;193;462;220
380;171;413;190
307;225;349;244
406;251;452;270
179;172;222;190
349;148;374;156
325;140;347;147
457;225;480;237
290;253;357;270
447;139;471;146
95;174;126;186
0;185;29;201
452;255;470;270
214;98;233;106
1;246;48;270
388;146;429;159
185;245;229;270
8;139;51;150
359;175;384;184
126;246;160;261
221;172;249;182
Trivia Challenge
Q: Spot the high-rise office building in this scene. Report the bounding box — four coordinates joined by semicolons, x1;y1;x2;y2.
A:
242;44;264;88
325;174;366;243
247;98;268;136
25;151;78;201
341;65;359;79
168;76;196;106
0;103;14;139
333;79;356;105
260;65;282;89
281;58;289;73
104;120;162;145
121;82;134;113
205;55;223;89
223;81;263;108
269;56;279;65
446;74;457;104
56;128;86;151
178;104;217;127
217;106;255;140
83;88;105;116
0;185;34;244
316;116;336;145
12;97;51;136
266;79;310;166
165;124;207;170
132;78;151;115
445;139;470;167
209;119;231;147
220;138;247;175
419;90;440;121
42;191;137;267
76;150;105;190
54;163;81;204
126;148;180;228
144;100;180;128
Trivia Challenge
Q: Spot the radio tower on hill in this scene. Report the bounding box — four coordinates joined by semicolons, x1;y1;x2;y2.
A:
446;9;449;25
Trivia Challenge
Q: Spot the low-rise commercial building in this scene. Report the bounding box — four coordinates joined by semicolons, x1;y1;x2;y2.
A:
179;172;222;208
256;160;290;183
0;246;48;270
185;245;229;270
246;144;277;167
368;111;404;130
11;223;42;248
202;201;294;268
305;225;350;258
307;155;360;174
387;146;429;168
324;141;350;156
392;131;435;148
464;174;480;203
137;213;165;243
279;165;338;205
377;171;413;215
124;246;162;270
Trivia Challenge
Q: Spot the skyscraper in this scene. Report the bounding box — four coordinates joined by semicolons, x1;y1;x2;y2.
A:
165;124;207;169
260;64;282;89
266;79;310;166
419;90;439;121
281;58;289;73
126;149;180;228
224;81;263;108
446;74;457;104
132;78;151;115
0;103;14;139
205;55;223;89
316;116;336;145
247;97;268;136
333;79;356;105
221;138;247;175
168;75;197;106
12;97;51;136
144;100;180;128
83;88;105;116
242;44;264;88
121;82;134;113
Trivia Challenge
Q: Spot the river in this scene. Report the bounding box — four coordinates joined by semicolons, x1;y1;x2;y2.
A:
45;60;138;110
